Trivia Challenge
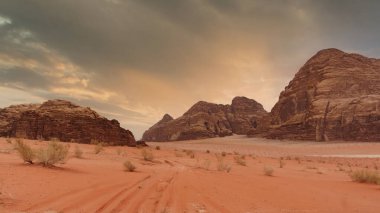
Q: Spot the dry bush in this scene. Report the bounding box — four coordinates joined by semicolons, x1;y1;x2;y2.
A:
155;146;160;150
175;151;183;157
349;170;380;185
94;143;104;154
185;150;195;158
141;149;154;161
216;154;231;173
6;138;12;144
221;152;226;157
264;166;274;176
201;159;211;170
123;160;136;172
206;150;210;154
279;159;285;168
74;146;83;158
234;155;246;166
36;141;69;167
116;148;122;155
14;139;35;164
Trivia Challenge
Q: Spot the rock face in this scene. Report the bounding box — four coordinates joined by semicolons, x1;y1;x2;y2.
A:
142;97;268;141
0;100;136;146
259;48;380;141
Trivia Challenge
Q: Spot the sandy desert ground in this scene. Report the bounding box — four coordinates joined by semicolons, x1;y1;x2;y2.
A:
1;135;380;213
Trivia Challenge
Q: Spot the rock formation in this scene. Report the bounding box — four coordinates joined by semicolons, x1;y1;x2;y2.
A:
0;100;136;146
252;48;380;141
142;97;268;141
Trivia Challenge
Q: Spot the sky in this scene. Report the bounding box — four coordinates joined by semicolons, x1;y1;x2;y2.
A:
1;0;380;139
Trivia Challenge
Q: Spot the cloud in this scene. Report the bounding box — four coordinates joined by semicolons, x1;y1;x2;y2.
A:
1;0;380;139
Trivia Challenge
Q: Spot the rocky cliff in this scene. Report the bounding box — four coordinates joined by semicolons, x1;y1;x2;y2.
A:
255;48;380;141
142;97;268;141
0;100;136;146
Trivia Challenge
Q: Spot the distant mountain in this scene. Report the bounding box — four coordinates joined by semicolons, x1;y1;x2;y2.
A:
249;48;380;141
142;96;268;141
0;99;136;146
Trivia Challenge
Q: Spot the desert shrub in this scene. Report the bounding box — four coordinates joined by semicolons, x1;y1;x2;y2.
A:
201;159;211;170
36;141;69;167
264;166;274;176
116;148;122;155
349;170;380;185
234;155;246;166
50;137;60;142
6;138;12;144
175;151;183;157
155;146;160;150
74;146;83;158
216;154;231;173
279;159;285;168
14;139;35;164
90;139;99;145
141;149;154;161
123;160;136;172
206;150;210;154
94;143;104;154
185;150;195;158
295;156;301;164
221;152;226;157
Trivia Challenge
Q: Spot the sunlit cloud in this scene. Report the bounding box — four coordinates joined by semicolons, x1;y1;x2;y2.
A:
0;15;11;26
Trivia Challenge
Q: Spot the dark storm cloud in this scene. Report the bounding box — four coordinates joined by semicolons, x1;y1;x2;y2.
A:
1;0;380;138
0;67;49;89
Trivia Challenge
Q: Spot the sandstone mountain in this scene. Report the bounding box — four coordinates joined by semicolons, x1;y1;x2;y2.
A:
250;48;380;141
0;100;136;146
142;97;268;141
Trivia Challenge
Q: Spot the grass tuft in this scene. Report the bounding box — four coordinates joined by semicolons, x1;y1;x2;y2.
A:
36;141;69;167
349;170;380;185
141;149;154;161
234;155;246;166
94;143;104;154
123;160;136;172
264;166;274;176
74;146;83;158
14;139;34;164
216;154;231;173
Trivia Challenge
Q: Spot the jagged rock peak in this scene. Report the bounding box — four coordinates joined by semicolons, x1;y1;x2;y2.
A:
142;96;268;141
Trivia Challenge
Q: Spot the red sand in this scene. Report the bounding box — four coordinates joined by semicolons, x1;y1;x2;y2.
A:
1;136;380;213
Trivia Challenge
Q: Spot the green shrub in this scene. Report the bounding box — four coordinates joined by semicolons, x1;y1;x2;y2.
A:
123;160;136;172
36;141;69;167
14;139;34;164
349;170;380;185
